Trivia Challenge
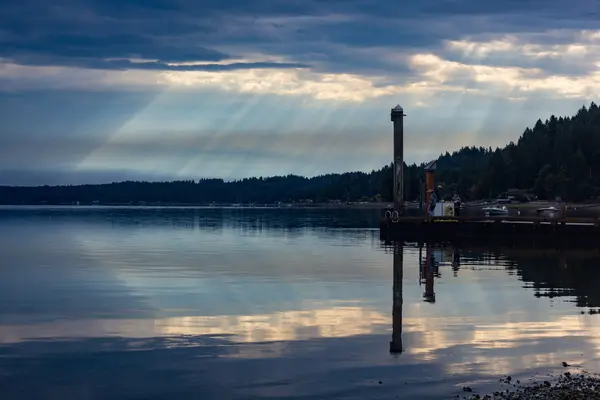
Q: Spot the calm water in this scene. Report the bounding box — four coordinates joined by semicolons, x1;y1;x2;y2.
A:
1;206;600;399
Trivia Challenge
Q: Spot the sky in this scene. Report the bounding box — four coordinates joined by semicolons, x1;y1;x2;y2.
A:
1;0;599;185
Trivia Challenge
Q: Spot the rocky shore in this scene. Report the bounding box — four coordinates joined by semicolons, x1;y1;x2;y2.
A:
461;364;600;399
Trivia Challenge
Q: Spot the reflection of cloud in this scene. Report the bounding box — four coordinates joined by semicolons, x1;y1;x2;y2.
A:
472;319;587;346
159;307;389;342
0;291;592;344
0;306;388;346
449;346;586;378
2;305;598;375
404;313;600;376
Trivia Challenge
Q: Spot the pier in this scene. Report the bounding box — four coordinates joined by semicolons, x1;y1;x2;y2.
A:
380;104;600;243
380;215;600;247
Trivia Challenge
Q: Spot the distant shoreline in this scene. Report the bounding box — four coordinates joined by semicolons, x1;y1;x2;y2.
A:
1;200;599;212
0;203;392;209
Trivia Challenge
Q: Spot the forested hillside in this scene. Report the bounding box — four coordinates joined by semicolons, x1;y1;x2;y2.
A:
0;103;599;204
434;102;600;201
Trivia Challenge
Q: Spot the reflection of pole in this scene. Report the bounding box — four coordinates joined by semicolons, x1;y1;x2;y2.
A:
559;250;567;269
452;248;461;277
390;242;403;354
418;244;423;286
424;245;436;303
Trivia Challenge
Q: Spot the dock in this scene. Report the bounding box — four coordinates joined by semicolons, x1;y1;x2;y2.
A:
380;213;600;246
380;103;600;245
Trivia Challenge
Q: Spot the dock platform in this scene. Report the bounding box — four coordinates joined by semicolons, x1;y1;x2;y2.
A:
380;212;600;246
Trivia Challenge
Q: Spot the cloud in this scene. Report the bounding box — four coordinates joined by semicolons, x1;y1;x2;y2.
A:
0;60;433;101
408;53;600;99
442;31;600;76
2;0;600;184
0;81;589;185
1;0;600;101
6;55;308;72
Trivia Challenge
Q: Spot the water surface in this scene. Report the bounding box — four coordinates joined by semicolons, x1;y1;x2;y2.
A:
1;206;600;399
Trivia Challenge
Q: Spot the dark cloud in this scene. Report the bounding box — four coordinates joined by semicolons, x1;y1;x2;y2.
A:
1;0;599;76
6;54;308;71
3;34;230;62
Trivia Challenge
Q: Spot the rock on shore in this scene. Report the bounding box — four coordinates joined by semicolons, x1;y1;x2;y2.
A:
461;370;600;400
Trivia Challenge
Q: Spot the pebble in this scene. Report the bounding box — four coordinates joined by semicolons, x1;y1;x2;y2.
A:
463;368;600;400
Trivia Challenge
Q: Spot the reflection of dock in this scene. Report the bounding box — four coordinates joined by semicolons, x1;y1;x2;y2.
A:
421;245;436;303
394;240;600;309
389;242;461;354
386;240;600;357
381;219;600;247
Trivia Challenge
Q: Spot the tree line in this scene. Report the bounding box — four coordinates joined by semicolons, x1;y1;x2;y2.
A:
1;102;599;204
435;102;600;202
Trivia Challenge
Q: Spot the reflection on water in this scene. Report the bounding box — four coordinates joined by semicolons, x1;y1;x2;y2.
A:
1;207;600;398
390;242;403;355
0;307;390;346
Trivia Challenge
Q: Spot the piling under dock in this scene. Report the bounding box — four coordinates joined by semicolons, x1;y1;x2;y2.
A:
380;213;600;247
